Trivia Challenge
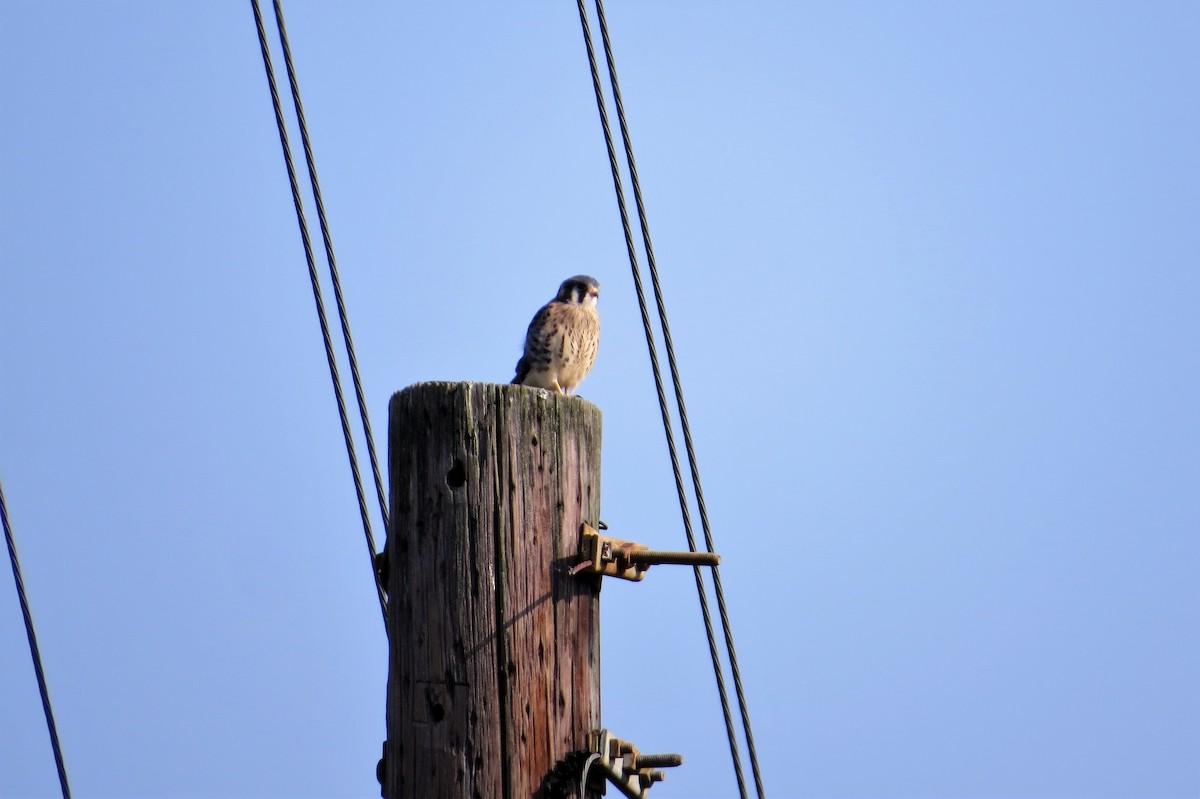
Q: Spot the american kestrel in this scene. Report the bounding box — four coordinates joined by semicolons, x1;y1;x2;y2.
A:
511;275;601;394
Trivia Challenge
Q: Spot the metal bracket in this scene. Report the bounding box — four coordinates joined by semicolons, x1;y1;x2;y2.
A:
581;729;682;798
570;523;720;582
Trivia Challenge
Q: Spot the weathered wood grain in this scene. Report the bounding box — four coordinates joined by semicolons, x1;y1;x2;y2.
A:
383;382;602;799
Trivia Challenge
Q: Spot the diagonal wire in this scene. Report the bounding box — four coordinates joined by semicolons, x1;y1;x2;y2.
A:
574;2;749;797
591;1;765;795
2;476;72;799
270;0;389;535
250;0;387;623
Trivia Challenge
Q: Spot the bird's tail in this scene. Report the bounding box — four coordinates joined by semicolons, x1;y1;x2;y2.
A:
511;357;528;385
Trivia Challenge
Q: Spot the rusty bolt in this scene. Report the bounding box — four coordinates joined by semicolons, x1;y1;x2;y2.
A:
626;549;720;567
635;753;683;769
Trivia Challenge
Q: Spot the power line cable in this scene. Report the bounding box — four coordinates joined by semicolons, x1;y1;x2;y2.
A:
250;0;387;622
573;2;752;796
2;476;72;799
590;1;765;794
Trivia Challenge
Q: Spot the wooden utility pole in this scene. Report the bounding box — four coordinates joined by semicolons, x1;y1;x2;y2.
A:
381;381;602;799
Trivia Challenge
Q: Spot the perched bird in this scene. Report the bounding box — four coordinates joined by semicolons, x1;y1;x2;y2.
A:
512;275;601;394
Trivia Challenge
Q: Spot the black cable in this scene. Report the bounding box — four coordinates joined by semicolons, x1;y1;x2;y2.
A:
2;477;72;799
269;0;390;536
574;3;749;797
250;0;387;623
591;1;765;795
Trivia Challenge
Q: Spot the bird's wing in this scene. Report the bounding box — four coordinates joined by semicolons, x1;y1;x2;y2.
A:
513;301;556;383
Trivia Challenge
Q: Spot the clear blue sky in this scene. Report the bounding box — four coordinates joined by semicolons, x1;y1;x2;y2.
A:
3;2;1198;798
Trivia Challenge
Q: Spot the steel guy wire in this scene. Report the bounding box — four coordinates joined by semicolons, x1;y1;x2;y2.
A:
270;0;390;537
574;2;749;796
591;0;765;794
2;476;72;799
250;0;387;623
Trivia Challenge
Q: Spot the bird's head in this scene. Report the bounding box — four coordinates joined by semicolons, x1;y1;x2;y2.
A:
557;275;601;307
